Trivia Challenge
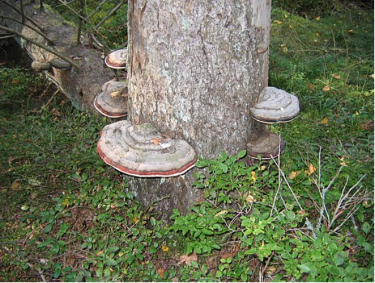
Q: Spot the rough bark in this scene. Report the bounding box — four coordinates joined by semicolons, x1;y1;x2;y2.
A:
0;0;113;111
127;0;271;220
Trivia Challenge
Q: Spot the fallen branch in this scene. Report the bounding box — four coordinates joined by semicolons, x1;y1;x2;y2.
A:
0;24;80;69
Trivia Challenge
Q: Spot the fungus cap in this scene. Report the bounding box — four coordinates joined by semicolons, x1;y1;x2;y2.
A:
49;58;71;70
31;61;51;71
247;132;285;159
250;87;300;124
97;120;197;177
94;79;128;118
104;49;128;69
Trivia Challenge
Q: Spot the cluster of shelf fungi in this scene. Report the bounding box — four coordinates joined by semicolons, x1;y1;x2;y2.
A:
95;49;300;178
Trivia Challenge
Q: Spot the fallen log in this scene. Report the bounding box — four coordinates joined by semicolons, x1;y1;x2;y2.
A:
0;0;114;111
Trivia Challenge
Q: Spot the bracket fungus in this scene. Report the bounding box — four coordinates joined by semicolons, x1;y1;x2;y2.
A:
250;87;300;124
31;60;51;71
49;58;71;70
97;120;197;177
94;79;128;118
247;87;300;159
247;132;285;159
104;48;128;69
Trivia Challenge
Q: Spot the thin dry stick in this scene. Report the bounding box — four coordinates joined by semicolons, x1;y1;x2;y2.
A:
0;16;53;44
0;25;80;69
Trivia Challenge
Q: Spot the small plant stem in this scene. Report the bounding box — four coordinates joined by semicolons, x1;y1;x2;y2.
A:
76;0;84;45
20;0;25;24
0;25;80;69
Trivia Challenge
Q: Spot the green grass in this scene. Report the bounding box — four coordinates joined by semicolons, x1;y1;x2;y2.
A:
0;3;373;282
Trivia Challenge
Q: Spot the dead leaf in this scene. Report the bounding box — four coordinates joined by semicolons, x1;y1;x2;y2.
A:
273;20;283;24
96;251;103;256
318;117;329;124
315;16;321;20
332;74;341;79
265;266;277;276
12;79;19;84
348;29;354;34
11;180;20;190
110;91;120;98
52;109;61;117
152;138;162;145
178;253;197;266
305;164;316;175
289;171;301;180
322;85;330;92
157;268;165;279
307;83;314;90
251;171;257;182
220;253;232;260
360;120;374;130
245;193;256;203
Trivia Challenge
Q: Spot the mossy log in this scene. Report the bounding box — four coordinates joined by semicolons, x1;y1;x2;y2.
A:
0;0;113;111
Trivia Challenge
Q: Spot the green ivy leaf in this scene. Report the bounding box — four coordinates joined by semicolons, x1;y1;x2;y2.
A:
237;149;247;159
298;264;311;273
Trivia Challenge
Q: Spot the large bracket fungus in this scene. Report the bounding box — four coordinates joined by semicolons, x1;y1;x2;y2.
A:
247;132;286;159
250;87;300;124
94;79;128;118
97;120;197;177
104;48;128;69
248;86;300;159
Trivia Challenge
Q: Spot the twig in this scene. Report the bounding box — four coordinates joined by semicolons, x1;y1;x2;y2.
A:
0;0;44;32
0;16;53;44
42;89;60;108
94;0;125;29
0;24;80;69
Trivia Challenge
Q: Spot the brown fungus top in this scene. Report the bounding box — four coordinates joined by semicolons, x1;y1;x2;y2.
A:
104;49;128;69
94;79;128;118
97;120;197;177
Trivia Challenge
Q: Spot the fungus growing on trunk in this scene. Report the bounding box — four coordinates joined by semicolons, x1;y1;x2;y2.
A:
247;132;285;159
49;58;71;70
31;60;51;71
250;87;300;124
247;87;300;159
94;79;128;118
97;120;197;177
104;48;128;69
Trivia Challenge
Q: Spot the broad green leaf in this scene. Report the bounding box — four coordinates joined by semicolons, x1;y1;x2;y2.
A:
106;246;119;254
298;264;311;273
237;149;247;159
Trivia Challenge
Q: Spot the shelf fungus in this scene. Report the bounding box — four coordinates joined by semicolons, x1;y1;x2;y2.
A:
97;120;197;177
247;132;285;159
49;58;71;70
104;48;128;69
31;60;51;71
94;79;128;118
250;87;300;124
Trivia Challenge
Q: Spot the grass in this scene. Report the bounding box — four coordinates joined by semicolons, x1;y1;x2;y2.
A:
0;2;373;282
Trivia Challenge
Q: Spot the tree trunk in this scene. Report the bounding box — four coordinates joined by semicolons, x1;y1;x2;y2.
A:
0;0;113;111
127;0;271;219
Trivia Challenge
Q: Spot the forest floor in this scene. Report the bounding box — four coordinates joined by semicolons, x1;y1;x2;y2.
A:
0;3;373;282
